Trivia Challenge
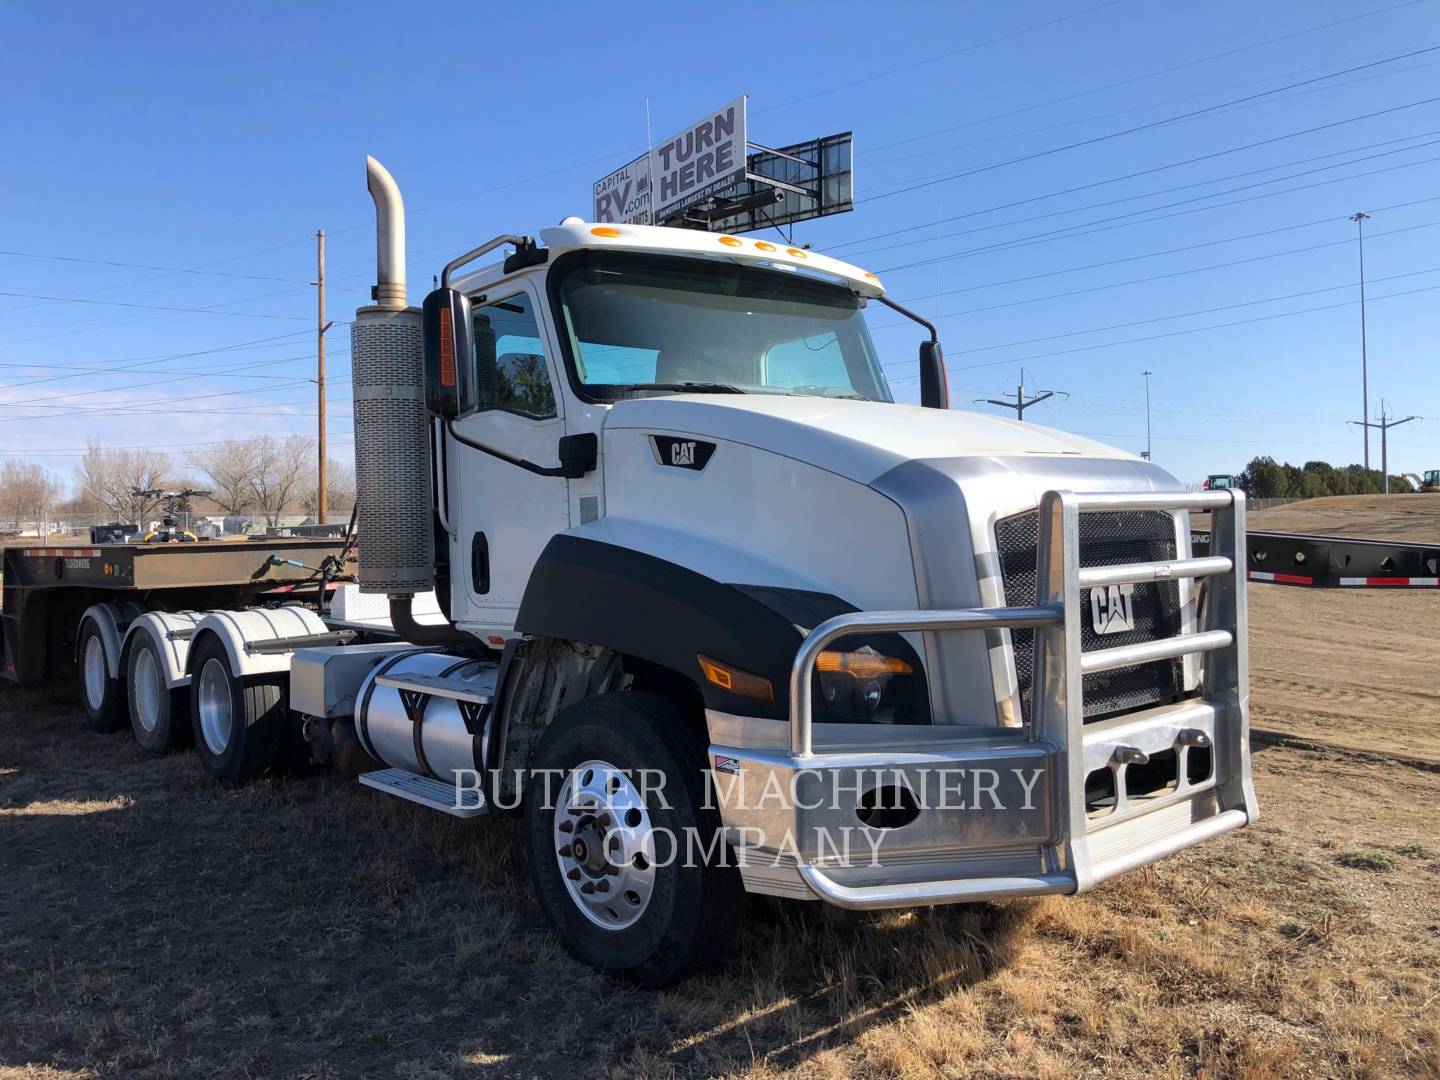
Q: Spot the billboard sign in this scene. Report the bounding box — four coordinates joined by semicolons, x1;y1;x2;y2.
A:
650;95;747;221
591;96;748;226
592;153;651;225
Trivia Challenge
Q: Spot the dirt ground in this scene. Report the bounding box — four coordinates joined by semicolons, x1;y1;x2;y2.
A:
1194;493;1440;544
2;585;1438;1076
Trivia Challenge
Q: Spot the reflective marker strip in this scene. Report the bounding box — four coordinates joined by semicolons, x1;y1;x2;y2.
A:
1338;576;1440;587
21;548;100;557
1248;571;1314;584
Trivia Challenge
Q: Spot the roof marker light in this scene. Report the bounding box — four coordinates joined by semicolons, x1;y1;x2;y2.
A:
591;226;622;237
718;236;743;247
864;272;879;282
754;240;777;252
786;247;807;258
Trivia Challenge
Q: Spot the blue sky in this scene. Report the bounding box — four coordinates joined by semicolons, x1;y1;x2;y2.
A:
4;0;1439;487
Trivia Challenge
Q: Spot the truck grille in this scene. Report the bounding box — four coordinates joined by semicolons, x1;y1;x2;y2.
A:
995;509;1184;723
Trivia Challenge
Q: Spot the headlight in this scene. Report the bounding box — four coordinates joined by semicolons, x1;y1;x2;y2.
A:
815;646;926;724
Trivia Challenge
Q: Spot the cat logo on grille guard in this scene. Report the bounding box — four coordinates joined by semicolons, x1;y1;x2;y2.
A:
1089;583;1137;635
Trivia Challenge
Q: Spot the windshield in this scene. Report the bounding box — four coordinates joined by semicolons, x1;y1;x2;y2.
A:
552;251;895;402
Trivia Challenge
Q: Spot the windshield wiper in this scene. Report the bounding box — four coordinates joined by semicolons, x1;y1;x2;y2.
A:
625;382;747;394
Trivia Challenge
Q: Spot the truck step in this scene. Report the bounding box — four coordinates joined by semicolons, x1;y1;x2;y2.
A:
358;767;488;817
373;670;495;704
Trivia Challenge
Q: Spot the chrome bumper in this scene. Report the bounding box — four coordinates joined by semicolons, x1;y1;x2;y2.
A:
710;488;1256;908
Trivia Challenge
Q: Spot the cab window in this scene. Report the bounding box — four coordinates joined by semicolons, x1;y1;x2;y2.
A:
474;292;557;420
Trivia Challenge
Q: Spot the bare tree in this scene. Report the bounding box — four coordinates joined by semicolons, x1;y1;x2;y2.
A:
188;439;259;516
0;460;61;535
250;435;310;526
301;458;355;522
75;440;170;523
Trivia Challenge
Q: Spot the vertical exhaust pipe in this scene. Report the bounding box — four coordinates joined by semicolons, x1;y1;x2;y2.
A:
351;156;432;596
366;155;407;309
352;156;472;647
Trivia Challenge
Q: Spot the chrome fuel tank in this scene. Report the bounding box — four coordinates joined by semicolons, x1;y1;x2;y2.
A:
354;651;495;785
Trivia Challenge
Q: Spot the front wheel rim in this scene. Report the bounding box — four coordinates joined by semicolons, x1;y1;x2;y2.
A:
553;760;658;931
132;648;162;733
83;635;107;710
197;658;233;756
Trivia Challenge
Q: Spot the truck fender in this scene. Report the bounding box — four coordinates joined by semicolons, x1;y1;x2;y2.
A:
185;606;329;680
121;611;203;689
76;601;145;680
516;533;925;723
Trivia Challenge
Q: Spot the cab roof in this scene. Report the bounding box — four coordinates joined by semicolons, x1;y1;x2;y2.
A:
449;221;886;298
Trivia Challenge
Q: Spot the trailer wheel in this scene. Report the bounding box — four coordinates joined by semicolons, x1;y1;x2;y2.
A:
77;621;125;734
523;692;742;987
126;633;191;755
189;635;295;785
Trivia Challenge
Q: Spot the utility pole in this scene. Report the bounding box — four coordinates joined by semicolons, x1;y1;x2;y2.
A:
1351;211;1371;470
1352;404;1415;493
314;229;335;525
978;369;1065;420
1142;369;1153;461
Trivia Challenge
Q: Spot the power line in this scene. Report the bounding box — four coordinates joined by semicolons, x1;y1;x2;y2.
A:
946;281;1440;373
13;431;357;458
858;44;1440;206
862;45;1440;173
841;123;1440;259
0;249;312;284
0;329;317;392
878;196;1440;304
0;289;311;322
758;0;1131;115
933;220;1440;319
861;0;1429;157
940;266;1440;357
873;145;1440;275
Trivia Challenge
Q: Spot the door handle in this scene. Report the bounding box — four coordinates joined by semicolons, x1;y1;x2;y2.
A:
471;532;490;595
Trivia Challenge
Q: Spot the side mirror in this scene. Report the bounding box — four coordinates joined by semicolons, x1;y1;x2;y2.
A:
919;340;949;410
421;287;477;418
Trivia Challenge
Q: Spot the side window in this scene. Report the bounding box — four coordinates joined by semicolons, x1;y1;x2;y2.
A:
473;292;557;419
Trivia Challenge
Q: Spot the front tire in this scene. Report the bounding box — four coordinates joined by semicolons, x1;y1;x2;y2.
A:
77;621;125;734
523;692;742;987
127;633;191;755
189;635;296;785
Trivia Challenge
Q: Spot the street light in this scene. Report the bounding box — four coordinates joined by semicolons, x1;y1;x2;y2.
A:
1351;211;1371;469
1141;369;1153;461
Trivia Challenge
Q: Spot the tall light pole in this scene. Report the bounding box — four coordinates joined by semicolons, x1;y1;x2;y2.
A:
1142;369;1153;461
1351;211;1371;469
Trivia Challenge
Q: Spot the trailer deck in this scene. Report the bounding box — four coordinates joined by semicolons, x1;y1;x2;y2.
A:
2;538;351;685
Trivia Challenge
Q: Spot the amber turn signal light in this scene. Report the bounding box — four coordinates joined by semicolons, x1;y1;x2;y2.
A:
697;654;775;702
815;651;913;679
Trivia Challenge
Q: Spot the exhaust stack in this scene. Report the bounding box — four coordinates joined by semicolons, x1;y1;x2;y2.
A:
350;156;432;596
366;155;407;309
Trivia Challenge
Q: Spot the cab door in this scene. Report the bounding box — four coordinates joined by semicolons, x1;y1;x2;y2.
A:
447;286;570;629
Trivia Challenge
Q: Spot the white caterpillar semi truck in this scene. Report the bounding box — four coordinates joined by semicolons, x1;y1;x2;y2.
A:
2;157;1255;986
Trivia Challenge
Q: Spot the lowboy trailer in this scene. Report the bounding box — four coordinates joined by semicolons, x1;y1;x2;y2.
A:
0;157;1256;986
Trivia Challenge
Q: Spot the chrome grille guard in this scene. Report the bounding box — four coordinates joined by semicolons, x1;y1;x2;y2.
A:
783;488;1255;907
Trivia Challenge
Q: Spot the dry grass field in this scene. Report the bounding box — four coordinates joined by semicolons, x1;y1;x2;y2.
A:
3;517;1439;1076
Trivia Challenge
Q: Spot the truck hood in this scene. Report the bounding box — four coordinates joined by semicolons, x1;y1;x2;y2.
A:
603;393;1136;484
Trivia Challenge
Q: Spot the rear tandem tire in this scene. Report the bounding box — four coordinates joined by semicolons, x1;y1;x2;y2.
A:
523;691;743;988
77;620;125;734
126;632;191;755
188;635;297;785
